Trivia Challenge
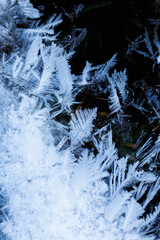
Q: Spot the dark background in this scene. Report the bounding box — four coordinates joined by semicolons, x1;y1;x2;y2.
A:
30;0;157;74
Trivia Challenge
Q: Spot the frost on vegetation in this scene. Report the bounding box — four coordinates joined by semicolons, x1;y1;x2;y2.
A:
127;28;160;68
69;108;97;146
61;3;86;52
137;135;160;168
78;53;128;114
145;86;160;115
0;1;159;240
0;0;40;53
1;12;73;112
1;95;160;240
126;29;160;118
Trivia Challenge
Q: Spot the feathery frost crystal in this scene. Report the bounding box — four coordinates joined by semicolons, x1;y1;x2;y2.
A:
0;1;159;240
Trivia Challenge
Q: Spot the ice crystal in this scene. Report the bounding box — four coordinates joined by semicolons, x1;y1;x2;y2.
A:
0;1;159;240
